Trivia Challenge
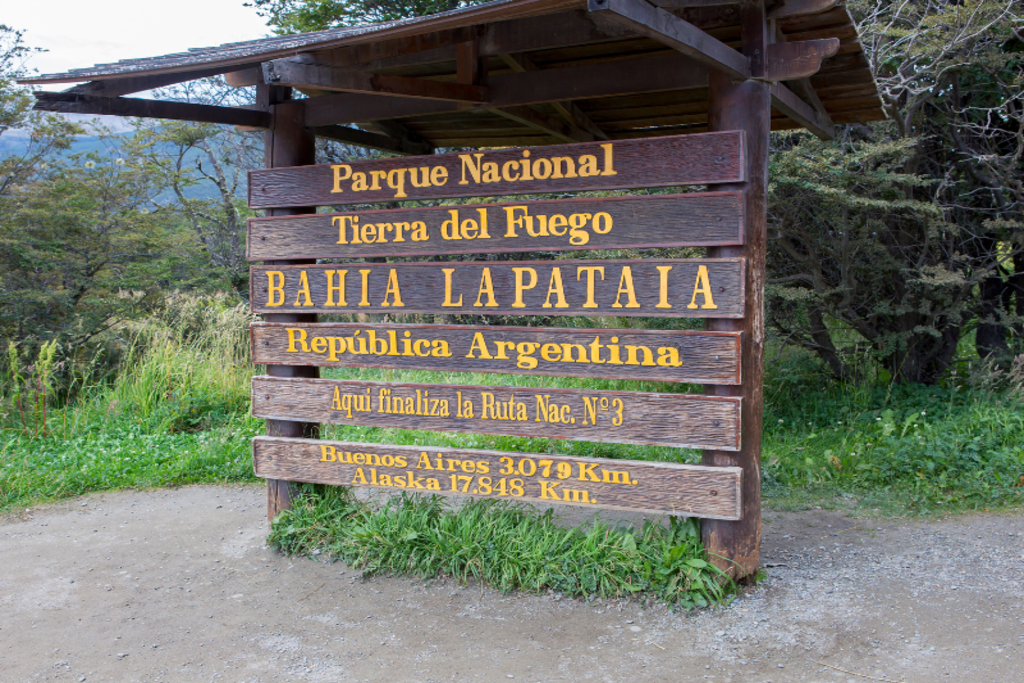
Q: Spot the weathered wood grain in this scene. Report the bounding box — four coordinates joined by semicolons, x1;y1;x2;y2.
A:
251;322;743;385
246;192;743;261
251;377;742;451
249;258;746;318
247;132;745;209
252;436;743;519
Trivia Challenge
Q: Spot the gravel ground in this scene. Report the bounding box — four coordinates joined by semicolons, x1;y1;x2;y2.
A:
1;484;1021;683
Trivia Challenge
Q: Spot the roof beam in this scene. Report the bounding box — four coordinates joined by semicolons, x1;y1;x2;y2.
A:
770;81;834;139
64;64;255;98
32;92;271;127
303;52;710;127
308;10;634;72
588;0;750;80
499;53;608;140
264;60;490;103
313;124;433;155
489;106;596;143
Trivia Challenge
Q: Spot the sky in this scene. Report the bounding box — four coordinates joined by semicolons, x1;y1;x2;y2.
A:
7;0;272;88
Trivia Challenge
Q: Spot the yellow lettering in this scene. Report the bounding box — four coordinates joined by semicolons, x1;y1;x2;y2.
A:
266;271;285;307
656;265;673;309
542;268;569;308
512;267;538;308
381;269;404;307
576;266;605;308
459;153;484;185
612;266;641;309
687;265;718;310
294;270;313;307
475;268;498;307
286;328;309;353
325;270;347;307
466;333;492;359
442;268;463;307
331;164;351;193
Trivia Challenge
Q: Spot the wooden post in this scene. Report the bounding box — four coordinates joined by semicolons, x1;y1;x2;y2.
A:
261;86;319;522
702;0;770;579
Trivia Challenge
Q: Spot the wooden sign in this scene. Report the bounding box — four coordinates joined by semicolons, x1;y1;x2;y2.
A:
246;192;743;261
248;132;745;208
253;436;743;520
250;258;745;318
251;377;742;451
251;322;742;385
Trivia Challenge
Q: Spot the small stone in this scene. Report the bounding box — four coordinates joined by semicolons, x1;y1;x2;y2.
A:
68;579;74;584
117;653;128;658
79;678;86;682
629;626;642;633
715;630;726;637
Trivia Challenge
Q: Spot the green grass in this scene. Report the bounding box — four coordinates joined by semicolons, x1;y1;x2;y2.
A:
268;485;738;608
2;300;1022;606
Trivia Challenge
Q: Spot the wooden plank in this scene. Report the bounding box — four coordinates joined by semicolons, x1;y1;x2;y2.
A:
252;436;743;519
264;60;491;103
588;0;750;80
764;39;839;81
312;124;434;155
33;92;271;128
251;322;743;385
769;0;840;19
246;192;744;261
251;377;742;451
248;132;744;208
302;52;710;127
249;258;746;319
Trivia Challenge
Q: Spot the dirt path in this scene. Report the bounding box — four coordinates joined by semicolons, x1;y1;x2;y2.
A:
1;485;1021;683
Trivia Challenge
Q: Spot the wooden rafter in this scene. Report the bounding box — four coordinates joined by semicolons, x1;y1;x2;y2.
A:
770;82;834;139
33;92;271;128
263;60;490;103
313;124;433;155
588;0;750;80
499;53;608;141
303;52;710;127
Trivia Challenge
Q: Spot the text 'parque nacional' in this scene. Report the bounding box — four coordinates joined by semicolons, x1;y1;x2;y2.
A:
247;132;745;208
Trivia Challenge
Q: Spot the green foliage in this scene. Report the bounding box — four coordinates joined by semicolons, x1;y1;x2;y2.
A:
0;295;260;510
268;487;738;608
769;0;1024;384
247;0;478;33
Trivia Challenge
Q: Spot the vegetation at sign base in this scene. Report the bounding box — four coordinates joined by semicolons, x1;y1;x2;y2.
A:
268;485;739;608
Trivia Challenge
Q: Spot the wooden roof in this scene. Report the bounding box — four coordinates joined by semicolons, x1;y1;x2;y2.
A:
23;0;884;150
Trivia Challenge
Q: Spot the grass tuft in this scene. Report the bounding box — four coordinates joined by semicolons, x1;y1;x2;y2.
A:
268;485;739;608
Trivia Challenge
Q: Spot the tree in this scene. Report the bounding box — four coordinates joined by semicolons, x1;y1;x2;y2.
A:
246;0;472;33
766;0;1024;383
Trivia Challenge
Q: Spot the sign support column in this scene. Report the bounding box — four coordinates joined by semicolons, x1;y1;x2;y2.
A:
261;86;319;521
702;0;770;579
